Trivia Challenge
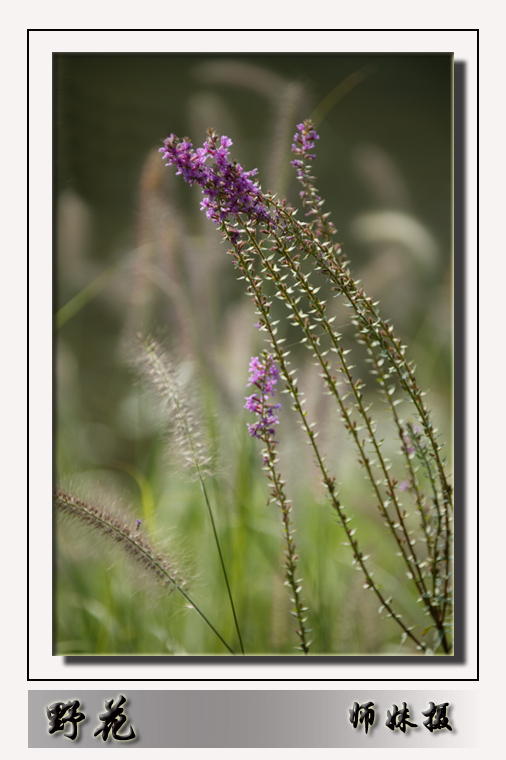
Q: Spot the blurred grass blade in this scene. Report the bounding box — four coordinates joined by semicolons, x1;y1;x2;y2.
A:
55;260;121;329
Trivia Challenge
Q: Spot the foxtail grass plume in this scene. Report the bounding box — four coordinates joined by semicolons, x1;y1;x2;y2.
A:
55;488;187;592
55;488;236;654
131;334;213;480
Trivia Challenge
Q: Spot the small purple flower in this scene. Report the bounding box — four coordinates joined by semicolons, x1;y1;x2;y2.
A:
401;433;416;457
136;518;142;530
159;130;269;229
401;425;425;458
290;121;320;196
290;120;319;168
289;119;338;241
245;355;281;441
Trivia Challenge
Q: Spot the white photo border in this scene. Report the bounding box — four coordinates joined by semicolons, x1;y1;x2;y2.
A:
29;28;478;683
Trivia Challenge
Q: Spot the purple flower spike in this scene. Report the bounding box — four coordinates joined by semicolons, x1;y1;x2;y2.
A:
159;130;269;228
291;120;319;167
290;119;337;240
245;355;281;442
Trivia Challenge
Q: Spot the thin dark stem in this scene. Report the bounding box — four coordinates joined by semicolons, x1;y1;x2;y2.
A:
263;436;311;654
198;476;245;654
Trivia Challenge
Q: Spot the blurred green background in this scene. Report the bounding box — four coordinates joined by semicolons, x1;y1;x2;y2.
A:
54;53;452;655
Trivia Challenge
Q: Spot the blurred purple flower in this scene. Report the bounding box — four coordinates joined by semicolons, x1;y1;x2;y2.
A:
401;425;425;458
401;433;416;456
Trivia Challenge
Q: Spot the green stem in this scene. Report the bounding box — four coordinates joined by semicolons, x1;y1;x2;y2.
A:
199;476;245;654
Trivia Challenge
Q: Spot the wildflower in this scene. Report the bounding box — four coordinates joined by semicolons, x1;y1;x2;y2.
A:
290;120;336;239
159;130;269;227
290;120;319;169
244;355;281;441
